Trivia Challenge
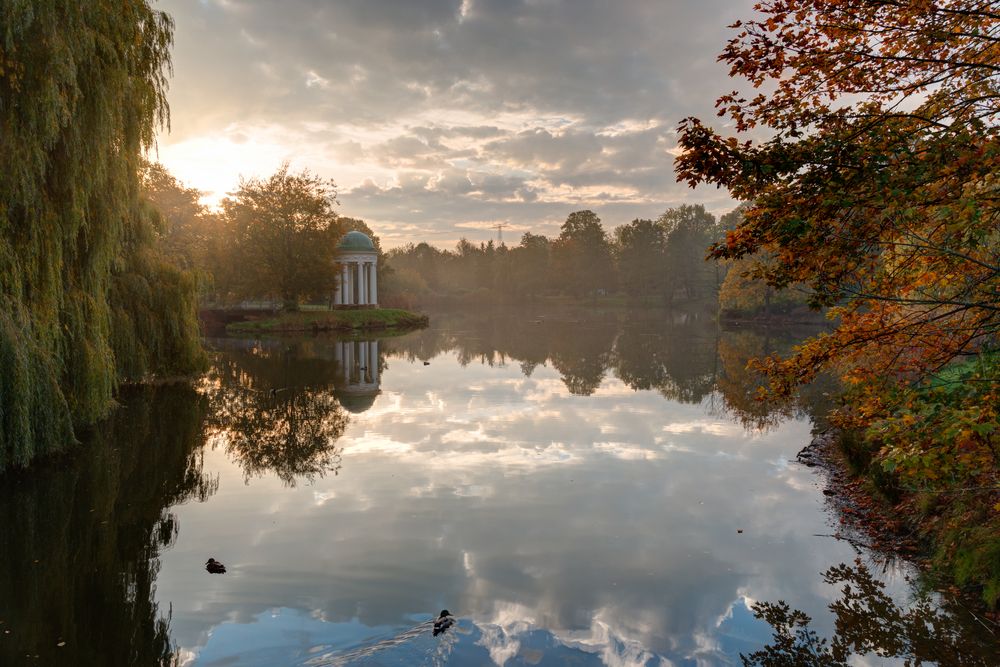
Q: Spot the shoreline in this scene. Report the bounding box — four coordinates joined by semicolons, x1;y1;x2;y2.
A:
799;428;1000;624
218;308;429;335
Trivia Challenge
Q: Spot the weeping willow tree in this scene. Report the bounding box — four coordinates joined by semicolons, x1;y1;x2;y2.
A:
0;1;204;470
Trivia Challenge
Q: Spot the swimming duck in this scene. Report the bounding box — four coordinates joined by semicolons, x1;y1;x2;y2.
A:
205;558;227;574
433;609;454;636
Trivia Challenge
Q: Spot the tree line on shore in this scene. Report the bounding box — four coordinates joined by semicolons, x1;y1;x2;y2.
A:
147;157;807;316
386;206;735;307
142;161;384;311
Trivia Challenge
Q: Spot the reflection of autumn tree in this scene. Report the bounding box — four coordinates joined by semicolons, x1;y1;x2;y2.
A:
380;324;456;363
743;561;998;666
0;385;215;666
205;385;346;486
209;338;342;389
385;310;834;415
382;309;617;395
717;330;788;429
717;328;835;429
205;340;347;486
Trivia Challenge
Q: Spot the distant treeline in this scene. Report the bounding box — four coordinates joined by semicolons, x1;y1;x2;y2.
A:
385;206;813;317
387;207;729;307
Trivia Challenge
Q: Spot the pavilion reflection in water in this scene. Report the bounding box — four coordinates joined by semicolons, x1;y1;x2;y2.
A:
333;339;380;413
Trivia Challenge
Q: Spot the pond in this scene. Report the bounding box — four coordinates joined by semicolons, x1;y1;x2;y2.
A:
0;308;995;666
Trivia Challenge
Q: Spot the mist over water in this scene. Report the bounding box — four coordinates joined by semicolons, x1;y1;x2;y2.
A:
0;308;993;666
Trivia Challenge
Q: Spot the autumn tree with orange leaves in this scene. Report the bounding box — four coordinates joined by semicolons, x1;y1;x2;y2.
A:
676;1;999;603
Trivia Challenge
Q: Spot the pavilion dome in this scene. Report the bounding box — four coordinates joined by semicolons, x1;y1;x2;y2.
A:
337;230;376;252
334;387;379;413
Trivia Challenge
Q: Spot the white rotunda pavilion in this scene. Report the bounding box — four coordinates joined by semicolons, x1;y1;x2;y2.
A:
333;231;378;308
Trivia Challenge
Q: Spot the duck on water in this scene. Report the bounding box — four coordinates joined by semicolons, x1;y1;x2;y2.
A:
433;610;454;636
205;557;227;574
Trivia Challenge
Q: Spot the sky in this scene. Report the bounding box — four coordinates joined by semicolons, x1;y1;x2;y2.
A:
154;0;752;248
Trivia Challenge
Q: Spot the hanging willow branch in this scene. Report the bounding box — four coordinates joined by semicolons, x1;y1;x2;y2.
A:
0;1;204;470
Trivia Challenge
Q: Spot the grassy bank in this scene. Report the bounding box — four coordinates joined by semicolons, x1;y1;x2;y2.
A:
226;308;429;334
828;352;1000;610
831;427;1000;612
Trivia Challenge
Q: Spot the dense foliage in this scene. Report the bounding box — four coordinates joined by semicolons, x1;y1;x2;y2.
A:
386;206;726;306
205;341;348;486
676;0;999;603
217;165;343;310
0;1;204;470
140;160;210;270
144;163;397;310
140;162;741;312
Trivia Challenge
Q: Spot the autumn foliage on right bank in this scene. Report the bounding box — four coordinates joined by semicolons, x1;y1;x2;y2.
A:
675;1;999;605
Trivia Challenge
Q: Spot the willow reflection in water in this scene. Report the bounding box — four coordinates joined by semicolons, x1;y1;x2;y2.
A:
0;385;215;666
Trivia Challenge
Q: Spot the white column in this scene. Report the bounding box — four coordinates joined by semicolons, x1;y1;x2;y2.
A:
365;263;372;304
349;263;356;305
365;262;372;305
370;261;378;306
340;265;349;305
337;341;348;382
358;261;368;305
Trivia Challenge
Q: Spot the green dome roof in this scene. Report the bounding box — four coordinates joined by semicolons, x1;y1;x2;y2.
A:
337;230;376;251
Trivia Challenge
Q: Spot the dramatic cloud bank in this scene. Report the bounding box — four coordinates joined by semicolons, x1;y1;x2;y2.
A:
157;0;750;246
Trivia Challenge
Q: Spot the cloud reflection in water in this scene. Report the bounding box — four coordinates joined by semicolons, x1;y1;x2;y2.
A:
147;311;990;666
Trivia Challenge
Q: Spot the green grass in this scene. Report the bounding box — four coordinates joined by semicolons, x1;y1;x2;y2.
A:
928;350;999;388
226;308;429;334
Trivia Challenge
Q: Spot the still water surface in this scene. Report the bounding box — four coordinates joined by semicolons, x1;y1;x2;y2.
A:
0;309;994;665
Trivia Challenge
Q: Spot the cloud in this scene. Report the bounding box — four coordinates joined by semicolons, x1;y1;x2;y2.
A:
156;0;752;245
